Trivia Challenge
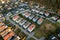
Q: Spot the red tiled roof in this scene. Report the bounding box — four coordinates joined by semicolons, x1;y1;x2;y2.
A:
0;28;11;36
13;15;19;19
25;12;30;16
4;31;14;40
0;25;5;30
38;18;43;22
29;24;35;30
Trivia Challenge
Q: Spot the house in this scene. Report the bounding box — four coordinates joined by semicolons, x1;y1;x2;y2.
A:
0;28;11;37
15;18;20;23
29;14;34;20
19;19;26;26
33;16;39;22
44;12;50;16
7;6;12;10
13;15;19;21
24;12;31;18
35;10;39;13
37;18;44;25
0;22;20;40
23;22;31;29
32;9;35;12
16;18;23;23
28;24;35;32
4;31;14;40
32;9;39;13
0;25;8;32
51;16;59;21
39;11;44;15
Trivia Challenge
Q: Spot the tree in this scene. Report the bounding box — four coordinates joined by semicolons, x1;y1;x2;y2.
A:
24;0;60;10
0;35;4;40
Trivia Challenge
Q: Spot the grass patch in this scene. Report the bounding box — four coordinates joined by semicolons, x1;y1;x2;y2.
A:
34;19;57;39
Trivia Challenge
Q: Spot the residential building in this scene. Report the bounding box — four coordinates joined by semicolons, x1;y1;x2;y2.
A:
51;16;59;21
29;14;34;20
39;11;44;15
13;15;19;21
0;28;11;37
28;24;35;32
0;25;8;32
23;22;31;29
37;18;44;25
33;16;39;22
15;18;23;23
44;12;50;16
19;19;26;26
24;12;31;18
4;31;15;40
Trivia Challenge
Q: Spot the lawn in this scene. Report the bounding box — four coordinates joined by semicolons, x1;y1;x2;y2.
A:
56;22;60;27
34;19;57;39
0;35;4;40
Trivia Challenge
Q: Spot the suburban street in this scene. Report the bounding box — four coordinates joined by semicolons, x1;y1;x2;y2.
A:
5;13;39;40
0;0;60;40
5;9;56;40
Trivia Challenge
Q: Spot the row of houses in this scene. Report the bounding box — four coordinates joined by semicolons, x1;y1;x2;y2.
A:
12;13;44;32
0;22;20;40
21;11;44;25
12;15;36;32
31;8;60;23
